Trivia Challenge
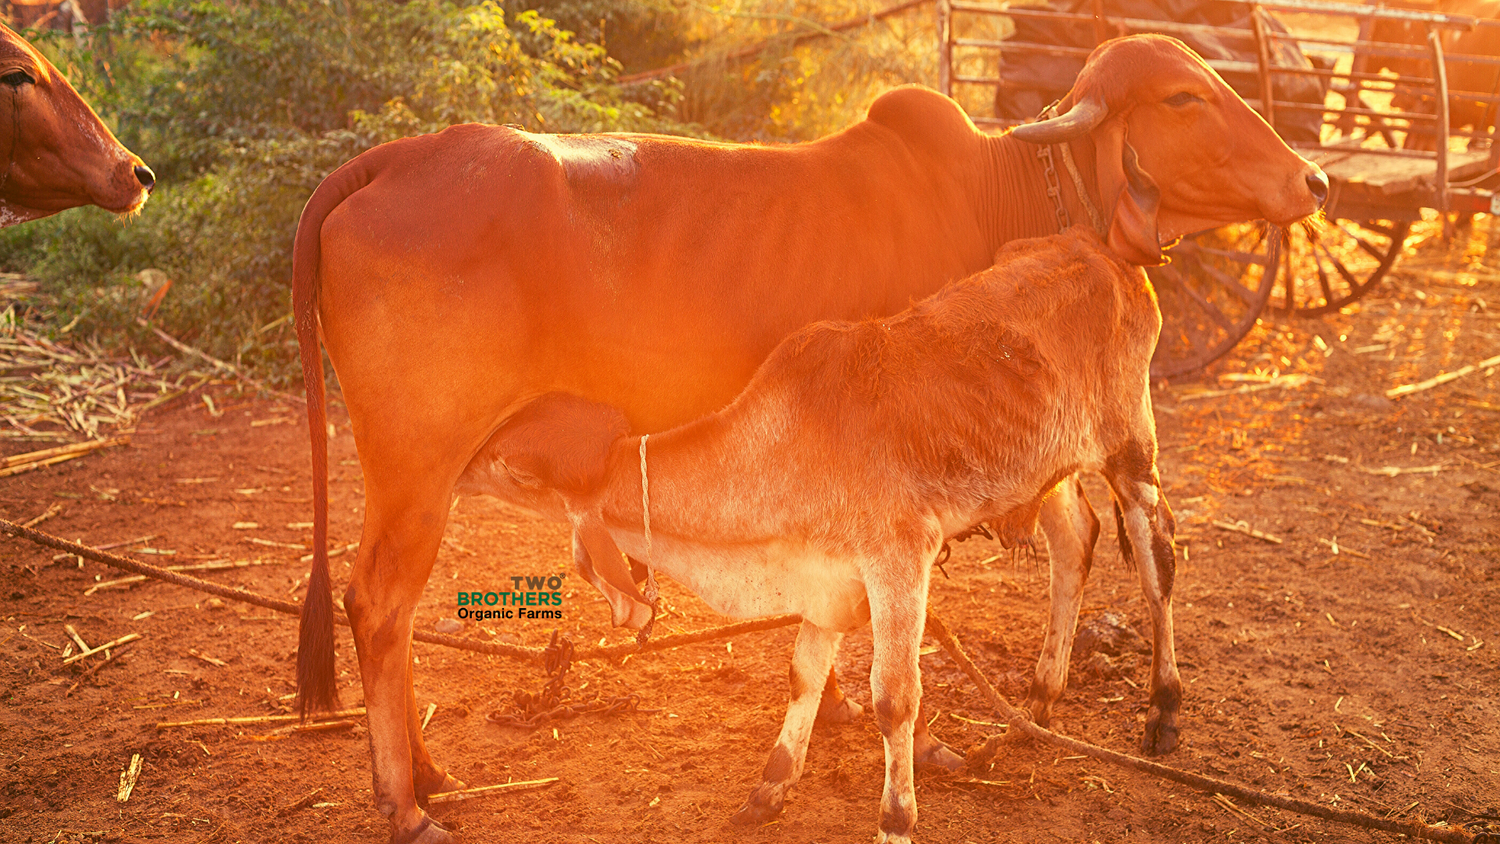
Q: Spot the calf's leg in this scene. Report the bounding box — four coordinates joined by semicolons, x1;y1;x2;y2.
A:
815;645;960;773
732;621;843;825
1026;477;1100;726
1106;456;1182;756
866;538;937;844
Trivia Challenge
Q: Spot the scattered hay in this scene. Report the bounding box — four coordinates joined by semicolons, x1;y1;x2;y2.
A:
1;284;222;443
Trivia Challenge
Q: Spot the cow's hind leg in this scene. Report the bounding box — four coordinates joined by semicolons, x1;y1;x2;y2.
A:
814;668;862;725
732;621;843;825
1026;477;1100;727
1106;452;1182;756
344;487;456;844
407;648;465;801
912;700;964;770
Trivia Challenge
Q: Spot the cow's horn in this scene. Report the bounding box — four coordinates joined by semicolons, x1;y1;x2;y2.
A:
1011;97;1108;144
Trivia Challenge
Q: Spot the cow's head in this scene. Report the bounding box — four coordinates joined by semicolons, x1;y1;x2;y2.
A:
491;392;655;630
0;24;154;226
1012;34;1327;265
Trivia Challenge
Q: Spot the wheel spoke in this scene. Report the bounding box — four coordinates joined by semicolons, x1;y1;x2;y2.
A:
1189;245;1272;267
1322;241;1363;289
1174;269;1237;333
1312;239;1338;305
1195;259;1260;306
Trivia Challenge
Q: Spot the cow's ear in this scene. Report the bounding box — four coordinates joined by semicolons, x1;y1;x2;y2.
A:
1094;120;1164;266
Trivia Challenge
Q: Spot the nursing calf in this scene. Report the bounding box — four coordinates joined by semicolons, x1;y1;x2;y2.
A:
485;227;1181;842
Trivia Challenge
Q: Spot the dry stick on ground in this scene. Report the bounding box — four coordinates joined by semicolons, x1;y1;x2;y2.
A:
85;558;288;596
923;611;1475;844
20;502;62;529
61;633;141;666
0;519;800;666
138;320;304;405
1386;353;1500;399
0;436;130;479
1212;519;1284;544
157;709;368;729
67;642;135;697
425;779;560;805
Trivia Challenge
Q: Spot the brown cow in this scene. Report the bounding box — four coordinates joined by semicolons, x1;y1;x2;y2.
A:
293;34;1325;843
484;224;1174;843
0;21;154;225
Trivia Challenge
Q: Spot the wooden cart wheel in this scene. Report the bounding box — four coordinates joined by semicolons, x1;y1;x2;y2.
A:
1149;221;1279;379
1268;217;1412;316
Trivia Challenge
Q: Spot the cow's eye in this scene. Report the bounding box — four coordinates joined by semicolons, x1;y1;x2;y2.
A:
1164;92;1202;107
0;70;34;87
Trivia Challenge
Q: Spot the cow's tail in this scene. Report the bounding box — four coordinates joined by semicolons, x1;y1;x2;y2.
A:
293;148;388;718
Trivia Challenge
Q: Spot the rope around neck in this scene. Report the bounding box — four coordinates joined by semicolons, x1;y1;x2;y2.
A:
638;435;659;645
1057;138;1107;237
639;434;653;570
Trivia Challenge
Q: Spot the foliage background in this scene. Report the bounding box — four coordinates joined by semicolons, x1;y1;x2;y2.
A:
0;0;936;382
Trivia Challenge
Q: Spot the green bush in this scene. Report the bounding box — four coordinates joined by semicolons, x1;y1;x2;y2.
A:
4;0;690;384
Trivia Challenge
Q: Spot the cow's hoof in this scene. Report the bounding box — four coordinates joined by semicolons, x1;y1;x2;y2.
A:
915;737;965;772
392;814;455;844
730;799;784;826
1022;689;1054;728
416;773;467;802
816;695;863;725
1141;711;1179;756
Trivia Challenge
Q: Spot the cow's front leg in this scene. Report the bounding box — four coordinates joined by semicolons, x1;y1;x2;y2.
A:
732;621;843;825
345;494;455;844
1107;459;1182;756
1027;477;1100;726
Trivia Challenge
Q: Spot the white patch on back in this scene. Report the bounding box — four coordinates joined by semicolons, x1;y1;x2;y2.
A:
521;132;639;184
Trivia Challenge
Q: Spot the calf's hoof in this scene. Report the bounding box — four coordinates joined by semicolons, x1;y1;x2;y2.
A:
875;833;914;844
392;814;455;844
1141;709;1179;756
730;798;784;826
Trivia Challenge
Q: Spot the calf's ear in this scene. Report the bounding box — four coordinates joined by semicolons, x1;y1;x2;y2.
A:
1095;121;1164;266
574;517;654;630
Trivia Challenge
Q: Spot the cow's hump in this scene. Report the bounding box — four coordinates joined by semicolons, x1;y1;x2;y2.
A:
865;86;978;151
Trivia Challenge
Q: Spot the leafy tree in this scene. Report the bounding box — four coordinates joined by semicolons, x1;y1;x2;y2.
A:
4;0;686;381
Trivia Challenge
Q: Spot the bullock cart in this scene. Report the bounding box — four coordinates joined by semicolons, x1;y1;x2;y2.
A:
937;0;1500;375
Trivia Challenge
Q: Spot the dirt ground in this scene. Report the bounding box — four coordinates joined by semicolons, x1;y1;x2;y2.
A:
1;214;1498;844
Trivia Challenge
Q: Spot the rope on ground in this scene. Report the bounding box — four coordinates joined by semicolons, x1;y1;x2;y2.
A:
0;518;798;665
924;610;1477;844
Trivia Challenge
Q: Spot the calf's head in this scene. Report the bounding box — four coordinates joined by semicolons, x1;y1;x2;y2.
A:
0;24;154;225
1013;34;1327;264
491;392;655;630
